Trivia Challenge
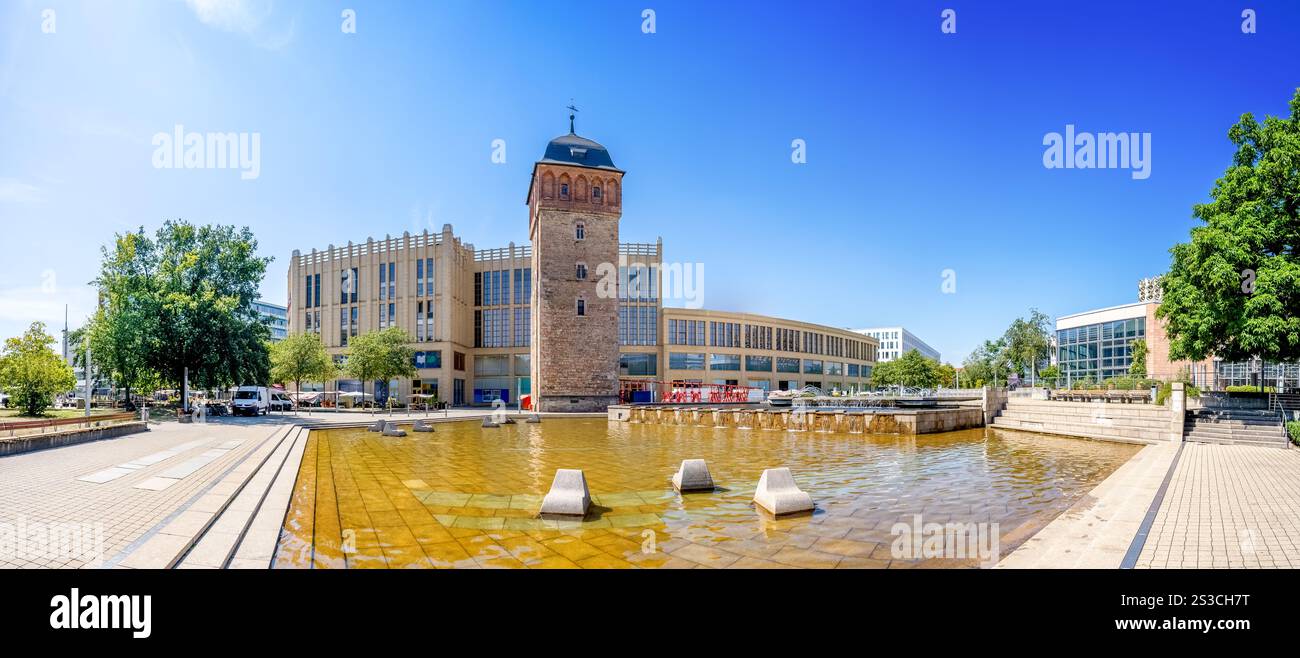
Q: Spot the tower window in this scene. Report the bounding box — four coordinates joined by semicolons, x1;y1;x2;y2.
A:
575;222;585;240
560;183;569;199
576;299;586;316
576;263;587;280
592;186;602;202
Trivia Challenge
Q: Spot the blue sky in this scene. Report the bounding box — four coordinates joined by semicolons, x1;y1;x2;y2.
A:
2;0;1298;363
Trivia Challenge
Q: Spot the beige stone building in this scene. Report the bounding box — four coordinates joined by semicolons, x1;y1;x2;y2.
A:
286;123;877;408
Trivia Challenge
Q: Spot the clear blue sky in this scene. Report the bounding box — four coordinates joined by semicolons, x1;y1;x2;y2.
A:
2;0;1298;363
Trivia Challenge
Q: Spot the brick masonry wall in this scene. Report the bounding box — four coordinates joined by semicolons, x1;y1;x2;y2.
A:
1144;303;1215;381
531;206;620;410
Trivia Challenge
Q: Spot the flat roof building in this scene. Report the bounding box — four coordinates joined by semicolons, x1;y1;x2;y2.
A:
1054;278;1218;388
851;326;939;363
254;300;288;342
287;120;877;407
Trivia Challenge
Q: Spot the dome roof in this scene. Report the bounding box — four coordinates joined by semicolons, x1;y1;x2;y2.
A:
538;133;621;171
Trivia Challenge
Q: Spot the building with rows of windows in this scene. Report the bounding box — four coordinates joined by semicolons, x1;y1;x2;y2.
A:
286;121;878;408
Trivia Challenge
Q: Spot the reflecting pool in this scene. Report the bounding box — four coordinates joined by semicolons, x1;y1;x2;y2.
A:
273;418;1139;568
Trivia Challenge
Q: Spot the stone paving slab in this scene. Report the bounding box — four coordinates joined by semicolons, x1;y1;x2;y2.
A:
116;426;295;569
998;441;1180;569
0;420;287;569
1134;443;1300;569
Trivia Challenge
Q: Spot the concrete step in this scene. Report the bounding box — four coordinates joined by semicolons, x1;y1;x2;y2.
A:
1184;424;1283;437
996;410;1167;432
175;427;306;569
1184;433;1289;448
1185;418;1281;428
1001;406;1170;424
1004;400;1169;419
991;417;1168;443
116;425;299;569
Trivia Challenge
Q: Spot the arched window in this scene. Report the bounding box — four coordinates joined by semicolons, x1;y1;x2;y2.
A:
592;185;602;203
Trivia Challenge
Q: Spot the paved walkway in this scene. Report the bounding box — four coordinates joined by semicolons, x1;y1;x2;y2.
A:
997;441;1180;568
1134;443;1300;568
0;409;502;569
0;421;278;568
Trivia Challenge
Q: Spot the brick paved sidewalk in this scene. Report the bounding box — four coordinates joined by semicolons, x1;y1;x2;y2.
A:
0;420;282;568
1135;443;1300;569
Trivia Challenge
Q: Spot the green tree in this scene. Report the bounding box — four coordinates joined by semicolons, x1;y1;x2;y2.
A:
344;327;416;410
1003;309;1052;383
1158;89;1300;365
871;349;941;388
1128;339;1148;376
936;362;958;388
1040;365;1060;384
962;338;1009;386
270;333;338;399
0;322;77;417
95;221;272;409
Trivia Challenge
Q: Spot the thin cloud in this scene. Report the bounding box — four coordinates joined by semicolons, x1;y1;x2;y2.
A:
183;0;295;50
0;178;43;204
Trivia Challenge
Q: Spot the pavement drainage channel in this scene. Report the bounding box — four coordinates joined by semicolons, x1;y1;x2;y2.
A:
1119;440;1186;569
100;425;296;569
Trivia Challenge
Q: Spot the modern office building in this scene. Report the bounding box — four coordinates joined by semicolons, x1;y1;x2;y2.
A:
1055;277;1215;387
851;327;939;363
254;300;289;342
287;121;878;408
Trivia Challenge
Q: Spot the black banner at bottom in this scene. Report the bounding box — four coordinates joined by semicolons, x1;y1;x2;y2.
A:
0;568;1291;645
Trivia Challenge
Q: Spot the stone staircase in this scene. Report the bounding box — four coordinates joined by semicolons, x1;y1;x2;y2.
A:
1183;408;1289;448
990;399;1175;444
173;425;309;568
115;423;310;569
1269;393;1300;416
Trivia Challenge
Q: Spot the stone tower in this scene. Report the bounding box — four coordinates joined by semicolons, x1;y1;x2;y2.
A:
527;116;625;412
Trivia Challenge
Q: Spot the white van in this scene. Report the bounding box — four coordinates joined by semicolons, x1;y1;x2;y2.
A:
232;386;270;416
270;391;293;412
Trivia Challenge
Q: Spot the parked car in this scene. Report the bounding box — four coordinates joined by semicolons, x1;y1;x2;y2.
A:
270;391;294;412
231;386;270;416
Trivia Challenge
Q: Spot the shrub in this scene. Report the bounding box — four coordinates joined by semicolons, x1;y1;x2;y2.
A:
1288;421;1300;446
1156;381;1201;405
1225;385;1276;393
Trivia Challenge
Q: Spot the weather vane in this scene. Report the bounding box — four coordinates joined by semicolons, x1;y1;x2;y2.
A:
567;99;579;134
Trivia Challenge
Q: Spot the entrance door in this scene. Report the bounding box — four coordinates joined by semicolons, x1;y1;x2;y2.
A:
453;379;465;406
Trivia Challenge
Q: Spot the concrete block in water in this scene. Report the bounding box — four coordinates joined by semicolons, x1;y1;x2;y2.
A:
413;419;435;433
539;469;591;516
381;422;407;437
526;414;542;424
481;417;499;428
671;459;715;492
367;419;385;432
752;467;813;516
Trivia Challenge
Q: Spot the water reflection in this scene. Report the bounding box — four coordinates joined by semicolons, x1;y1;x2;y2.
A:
274;420;1138;569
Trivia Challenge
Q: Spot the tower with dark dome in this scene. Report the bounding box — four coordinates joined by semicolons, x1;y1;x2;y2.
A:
526;111;625;411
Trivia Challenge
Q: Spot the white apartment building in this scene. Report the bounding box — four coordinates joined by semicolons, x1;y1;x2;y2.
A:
851;326;940;363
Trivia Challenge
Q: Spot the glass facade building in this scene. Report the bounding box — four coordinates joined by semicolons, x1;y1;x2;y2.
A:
1056;316;1145;382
